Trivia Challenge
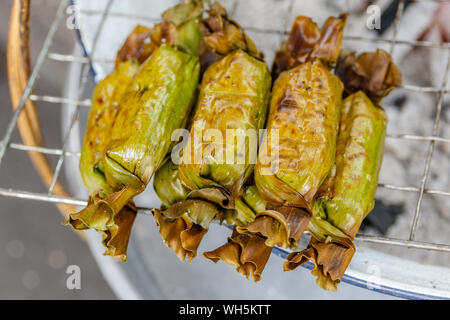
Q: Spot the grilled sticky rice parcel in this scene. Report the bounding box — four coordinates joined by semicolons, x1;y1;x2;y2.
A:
152;2;271;262
237;15;348;257
65;0;205;261
284;49;402;291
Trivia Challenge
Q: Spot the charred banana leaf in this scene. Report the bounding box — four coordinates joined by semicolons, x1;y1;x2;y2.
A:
203;185;272;282
204;228;272;282
200;2;261;59
114;25;153;68
272;14;348;79
67;25;151;260
284;49;402;291
239;15;347;251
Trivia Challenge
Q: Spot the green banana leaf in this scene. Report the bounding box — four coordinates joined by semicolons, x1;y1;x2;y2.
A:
200;2;261;59
153;158;189;209
80;43;200;236
79;60;139;198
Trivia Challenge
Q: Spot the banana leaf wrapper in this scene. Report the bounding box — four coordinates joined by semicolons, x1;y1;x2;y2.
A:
336;49;403;104
152;155;272;278
66;19;165;260
285;49;402;291
72;44;200;247
241;15;347;250
64;59;139;261
171;3;270;210
103;43;200;209
238;15;347;250
203;186;272;282
114;25;154;68
152;159;258;262
153;2;268;267
153;158;190;209
178;49;270;210
222;185;266;227
78;60;139;198
66;32;144;261
153;201;219;263
66;1;205;261
176;3;270;210
242;185;267;215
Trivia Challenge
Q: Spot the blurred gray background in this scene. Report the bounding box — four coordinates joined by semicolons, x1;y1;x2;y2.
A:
0;0;115;299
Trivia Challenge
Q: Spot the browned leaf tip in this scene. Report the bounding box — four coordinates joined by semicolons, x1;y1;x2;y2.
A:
203;229;272;281
64;196;137;262
115;25;152;68
152;198;219;262
153;209;207;263
102;202;137;262
284;238;355;291
335;48;402;104
114;23;177;68
236;207;311;250
200;2;262;59
272;14;348;78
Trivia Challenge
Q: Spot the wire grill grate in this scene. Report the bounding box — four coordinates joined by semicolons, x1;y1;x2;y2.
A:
1;0;450;256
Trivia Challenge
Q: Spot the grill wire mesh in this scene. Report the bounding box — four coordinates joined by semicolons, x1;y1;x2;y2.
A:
1;0;450;284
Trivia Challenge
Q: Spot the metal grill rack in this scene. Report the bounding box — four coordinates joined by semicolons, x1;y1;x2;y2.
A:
1;0;450;297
